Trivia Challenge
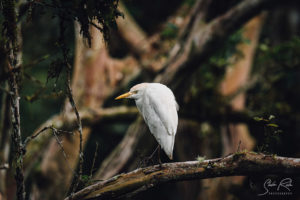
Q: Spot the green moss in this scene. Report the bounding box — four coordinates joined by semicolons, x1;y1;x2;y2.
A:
196;156;206;163
272;154;277;159
232;151;247;161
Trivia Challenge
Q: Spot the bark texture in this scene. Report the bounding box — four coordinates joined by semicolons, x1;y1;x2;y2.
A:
65;152;300;200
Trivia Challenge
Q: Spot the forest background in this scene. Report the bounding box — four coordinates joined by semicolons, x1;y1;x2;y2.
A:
0;0;300;199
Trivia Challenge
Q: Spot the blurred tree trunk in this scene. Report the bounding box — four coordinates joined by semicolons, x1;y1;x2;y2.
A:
198;14;265;200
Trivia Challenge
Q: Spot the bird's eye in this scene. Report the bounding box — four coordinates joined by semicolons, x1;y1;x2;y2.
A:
132;90;138;94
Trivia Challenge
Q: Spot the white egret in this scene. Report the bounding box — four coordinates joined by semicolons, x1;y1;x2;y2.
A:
115;83;179;160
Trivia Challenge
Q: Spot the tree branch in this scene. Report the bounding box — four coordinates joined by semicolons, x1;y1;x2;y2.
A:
3;0;25;198
65;152;300;200
93;117;148;180
23;106;138;171
158;0;291;85
117;2;150;56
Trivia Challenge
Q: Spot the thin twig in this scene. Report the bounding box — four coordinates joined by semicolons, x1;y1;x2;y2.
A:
66;63;84;193
23;126;51;147
89;142;99;178
23;72;44;85
23;125;73;147
51;127;76;174
24;125;76;175
58;13;84;193
90;22;103;32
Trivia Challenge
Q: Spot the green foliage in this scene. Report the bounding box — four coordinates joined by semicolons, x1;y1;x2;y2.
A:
248;37;300;155
81;175;91;185
0;0;124;136
160;22;178;39
249;37;300;115
183;29;248;118
209;28;248;68
253;115;282;153
20;0;122;47
71;0;123;46
256;37;300;68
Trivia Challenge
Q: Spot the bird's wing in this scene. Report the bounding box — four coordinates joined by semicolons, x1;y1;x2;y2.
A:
138;94;175;159
146;85;178;136
135;84;178;159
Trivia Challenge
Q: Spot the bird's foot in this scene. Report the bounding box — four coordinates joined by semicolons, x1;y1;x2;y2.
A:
139;156;155;168
158;162;163;169
157;146;163;169
139;145;162;168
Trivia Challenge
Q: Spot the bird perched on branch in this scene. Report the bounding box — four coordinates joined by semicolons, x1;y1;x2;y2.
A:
115;83;179;160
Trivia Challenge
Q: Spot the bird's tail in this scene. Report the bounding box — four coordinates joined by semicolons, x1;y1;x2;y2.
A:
164;135;175;160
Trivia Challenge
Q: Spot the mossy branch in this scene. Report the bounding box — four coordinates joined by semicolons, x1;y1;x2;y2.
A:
65;152;300;200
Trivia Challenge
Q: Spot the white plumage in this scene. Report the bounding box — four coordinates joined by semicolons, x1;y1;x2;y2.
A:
115;83;179;159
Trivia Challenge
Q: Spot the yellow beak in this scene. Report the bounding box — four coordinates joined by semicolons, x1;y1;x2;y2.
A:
115;92;132;100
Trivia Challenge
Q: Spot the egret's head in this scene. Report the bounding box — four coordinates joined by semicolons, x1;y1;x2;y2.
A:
115;83;149;100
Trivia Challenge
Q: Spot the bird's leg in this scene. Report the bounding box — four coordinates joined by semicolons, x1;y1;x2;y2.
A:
158;145;162;167
139;145;160;167
150;145;160;160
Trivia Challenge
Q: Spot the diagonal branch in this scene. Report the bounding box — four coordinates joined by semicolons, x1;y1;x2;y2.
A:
65;152;300;200
158;0;291;85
